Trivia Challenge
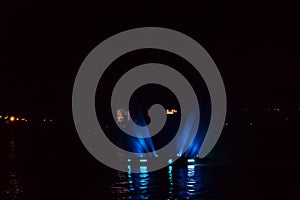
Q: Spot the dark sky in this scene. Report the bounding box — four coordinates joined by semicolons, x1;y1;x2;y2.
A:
1;0;299;117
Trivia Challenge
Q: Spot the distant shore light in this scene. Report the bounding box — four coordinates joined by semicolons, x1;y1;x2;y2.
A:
10;116;15;122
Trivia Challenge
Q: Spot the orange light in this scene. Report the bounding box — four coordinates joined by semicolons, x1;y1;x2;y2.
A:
10;116;15;122
166;109;178;115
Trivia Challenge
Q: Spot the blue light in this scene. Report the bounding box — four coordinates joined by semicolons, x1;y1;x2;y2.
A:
168;166;173;185
139;172;149;192
177;109;197;156
168;165;173;172
131;113;157;156
140;166;148;173
128;165;132;176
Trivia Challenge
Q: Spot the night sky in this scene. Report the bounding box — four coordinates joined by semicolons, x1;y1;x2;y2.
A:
2;1;299;114
1;0;300;161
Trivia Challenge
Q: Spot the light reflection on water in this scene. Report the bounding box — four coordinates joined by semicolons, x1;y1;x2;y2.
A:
111;164;216;200
0;170;23;200
0;132;23;200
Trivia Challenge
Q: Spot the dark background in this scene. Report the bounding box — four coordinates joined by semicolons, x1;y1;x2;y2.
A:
2;1;299;115
1;0;300;199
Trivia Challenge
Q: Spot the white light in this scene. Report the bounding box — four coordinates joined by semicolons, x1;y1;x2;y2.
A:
187;159;195;163
187;165;195;169
127;159;131;162
168;159;173;164
140;159;147;163
177;153;181;157
187;181;196;184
